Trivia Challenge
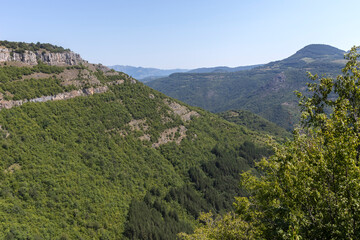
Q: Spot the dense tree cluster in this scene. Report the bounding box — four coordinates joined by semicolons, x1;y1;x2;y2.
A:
0;63;91;100
0;62;65;83
219;110;291;139
93;69;127;84
0;41;70;53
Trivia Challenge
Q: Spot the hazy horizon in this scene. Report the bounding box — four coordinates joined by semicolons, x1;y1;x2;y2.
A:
1;0;359;68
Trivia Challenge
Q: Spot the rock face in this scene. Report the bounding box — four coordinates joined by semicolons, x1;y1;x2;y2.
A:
0;86;108;110
0;47;84;66
164;99;200;121
152;125;187;148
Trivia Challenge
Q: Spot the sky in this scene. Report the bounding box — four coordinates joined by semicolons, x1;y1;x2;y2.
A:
1;0;359;69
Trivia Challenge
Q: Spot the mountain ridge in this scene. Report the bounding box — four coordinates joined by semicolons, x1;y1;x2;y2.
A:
288;44;346;59
147;44;347;130
109;64;263;81
108;65;189;81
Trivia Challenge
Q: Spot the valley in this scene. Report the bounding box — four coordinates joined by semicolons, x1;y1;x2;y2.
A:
147;44;346;130
3;1;359;239
108;64;261;82
1;40;358;239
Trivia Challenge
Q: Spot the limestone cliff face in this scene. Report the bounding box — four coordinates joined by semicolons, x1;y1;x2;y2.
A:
0;86;109;110
0;42;131;111
0;47;84;66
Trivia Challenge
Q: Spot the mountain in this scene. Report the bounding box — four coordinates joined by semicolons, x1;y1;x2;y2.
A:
108;65;189;81
108;64;262;82
284;44;346;62
0;41;273;239
147;44;347;130
188;64;263;73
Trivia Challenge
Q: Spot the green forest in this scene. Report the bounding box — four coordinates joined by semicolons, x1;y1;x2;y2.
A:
0;52;273;239
218;109;291;139
0;41;70;53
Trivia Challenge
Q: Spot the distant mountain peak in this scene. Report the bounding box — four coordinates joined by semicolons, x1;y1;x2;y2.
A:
288;44;345;61
108;65;189;81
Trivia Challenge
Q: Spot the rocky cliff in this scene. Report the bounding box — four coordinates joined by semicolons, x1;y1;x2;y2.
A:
0;86;109;110
0;46;84;66
0;41;136;114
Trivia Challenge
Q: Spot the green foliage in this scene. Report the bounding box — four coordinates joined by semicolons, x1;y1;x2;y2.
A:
184;46;360;239
0;77;76;100
179;211;260;240
0;74;270;239
218;110;291;139
124;196;192;240
0;41;70;53
124;135;272;239
94;69;127;84
34;62;65;74
0;62;85;100
0;62;65;83
159;136;272;223
0;66;34;83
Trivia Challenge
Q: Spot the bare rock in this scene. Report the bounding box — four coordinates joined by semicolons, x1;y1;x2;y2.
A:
152;125;187;148
164;99;200;121
4;163;21;174
0;47;84;66
0;86;109;111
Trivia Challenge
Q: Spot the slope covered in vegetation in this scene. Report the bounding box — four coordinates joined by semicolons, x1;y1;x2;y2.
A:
218;109;291;139
0;41;272;239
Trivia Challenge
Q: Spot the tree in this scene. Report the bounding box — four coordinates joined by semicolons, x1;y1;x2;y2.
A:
178;210;260;240
181;46;360;240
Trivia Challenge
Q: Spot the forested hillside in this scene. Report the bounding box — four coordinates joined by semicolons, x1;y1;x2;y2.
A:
0;42;273;239
218;110;290;139
147;44;346;130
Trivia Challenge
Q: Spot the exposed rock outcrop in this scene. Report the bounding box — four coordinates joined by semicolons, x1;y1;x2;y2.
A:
164;99;200;121
128;119;149;131
256;72;287;96
266;72;286;91
0;47;84;66
4;163;21;174
0;86;108;110
152;125;187;148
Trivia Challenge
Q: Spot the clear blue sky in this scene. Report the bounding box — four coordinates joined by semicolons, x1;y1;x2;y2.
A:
1;0;359;69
